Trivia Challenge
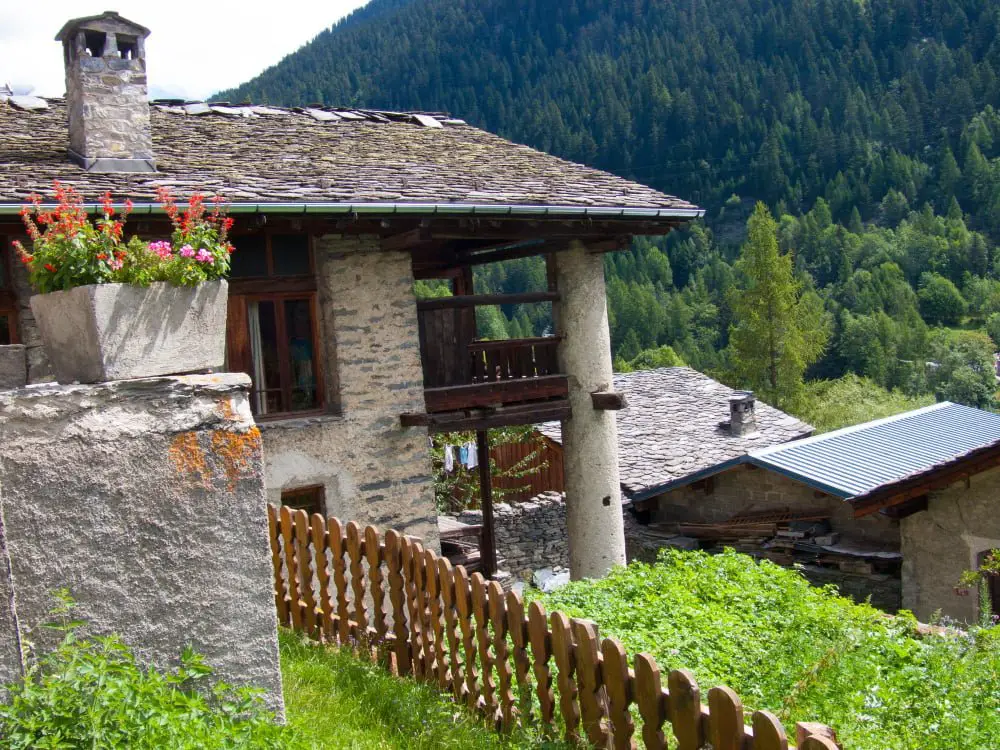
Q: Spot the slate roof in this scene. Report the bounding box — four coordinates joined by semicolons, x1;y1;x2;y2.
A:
537;367;813;500
0;97;702;214
749;402;1000;501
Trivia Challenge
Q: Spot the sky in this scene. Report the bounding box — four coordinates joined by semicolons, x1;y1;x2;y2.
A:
0;1;371;100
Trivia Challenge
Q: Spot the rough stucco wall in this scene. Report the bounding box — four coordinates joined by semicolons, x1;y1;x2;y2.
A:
652;464;899;546
259;235;439;550
9;248;52;383
0;511;21;688
0;374;283;711
454;492;569;578
901;465;1000;624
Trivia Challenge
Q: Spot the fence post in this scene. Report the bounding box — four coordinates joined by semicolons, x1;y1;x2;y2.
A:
488;581;515;730
669;669;704;750
266;505;289;627
506;591;534;722
365;525;387;653
384;529;410;676
329;517;350;645
312;513;333;639
471;573;496;715
427;550;450;691
550;610;581;743
346;522;367;644
527;600;555;727
634;653;667;750
438;558;462;697
454;565;480;710
707;685;745;750
602;638;636;750
751;710;789;750
279;505;303;630
573;619;611;748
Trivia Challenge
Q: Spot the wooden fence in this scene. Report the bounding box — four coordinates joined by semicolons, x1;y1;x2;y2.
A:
267;504;839;750
490;434;564;502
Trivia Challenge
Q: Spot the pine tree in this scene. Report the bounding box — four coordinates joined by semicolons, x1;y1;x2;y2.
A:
727;203;828;407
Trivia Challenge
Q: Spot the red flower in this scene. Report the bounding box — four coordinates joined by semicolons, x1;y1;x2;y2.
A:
44;263;56;273
96;253;108;261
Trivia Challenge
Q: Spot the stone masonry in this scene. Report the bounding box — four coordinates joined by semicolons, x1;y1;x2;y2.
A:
259;236;439;550
454;492;569;579
0;374;284;711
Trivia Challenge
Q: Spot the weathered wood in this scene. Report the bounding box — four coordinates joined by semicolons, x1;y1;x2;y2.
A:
550;611;580;743
751;710;789;750
411;399;573;433
527;600;555;726
477;430;497;578
365;525;387;648
439;558;462;698
602;638;636;750
384;530;410;676
416;291;560;311
279;505;304;630
591;390;628;410
346;522;367;642
506;592;533;721
668;669;704;750
312;513;333;638
796;722;839;747
426;549;449;690
407;541;427;679
266;505;289;626
454;566;480;710
800;738;840;750
423;375;569;413
634;653;667;750
329;517;350;645
707;685;745;750
488;581;515;730
471;573;495;715
573;620;610;748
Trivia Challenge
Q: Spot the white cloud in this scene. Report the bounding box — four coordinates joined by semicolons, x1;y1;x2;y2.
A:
0;1;370;99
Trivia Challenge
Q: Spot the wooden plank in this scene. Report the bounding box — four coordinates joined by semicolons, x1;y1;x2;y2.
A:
266;505;289;627
668;669;704;750
279;505;303;631
550;610;580;743
707;686;745;750
477;430;497;578
454;566;480;710
424;375;569;412
506;592;533;722
346;522;367;643
488;581;515;730
527;600;555;726
384;529;410;676
329;517;350;645
427;549;449;690
365;525;387;650
602;638;636;750
416;291;560;311
411;541;429;680
800;738;840;750
439;558;462;698
796;723;839;747
312;513;334;639
751;710;789;750
470;336;561;352
591;390;628;410
419;400;572;433
573;620;610;748
634;653;667;750
471;573;496;715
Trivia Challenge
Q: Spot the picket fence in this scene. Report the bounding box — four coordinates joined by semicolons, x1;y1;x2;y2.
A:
267;504;839;750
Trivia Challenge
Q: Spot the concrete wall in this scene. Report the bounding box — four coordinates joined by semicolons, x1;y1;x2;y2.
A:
0;374;283;710
259;235;439;550
651;464;899;546
454;492;569;579
901;465;1000;624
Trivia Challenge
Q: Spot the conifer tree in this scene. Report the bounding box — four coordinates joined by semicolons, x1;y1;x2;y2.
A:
727;203;828;407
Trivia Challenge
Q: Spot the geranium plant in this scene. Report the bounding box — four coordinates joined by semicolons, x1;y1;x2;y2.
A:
13;182;235;294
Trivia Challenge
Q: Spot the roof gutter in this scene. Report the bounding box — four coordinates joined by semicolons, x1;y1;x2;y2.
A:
0;201;705;220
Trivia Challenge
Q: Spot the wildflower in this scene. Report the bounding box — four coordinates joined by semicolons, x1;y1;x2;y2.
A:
44;263;56;272
180;244;195;258
96;253;108;261
195;248;214;264
148;240;173;259
109;258;123;271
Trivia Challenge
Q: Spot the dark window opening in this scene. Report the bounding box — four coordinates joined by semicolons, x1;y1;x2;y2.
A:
281;486;325;518
230;236;268;278
0;239;19;345
117;35;138;60
84;30;106;57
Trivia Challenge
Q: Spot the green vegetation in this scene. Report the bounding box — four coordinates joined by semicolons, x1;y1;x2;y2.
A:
537;549;1000;750
795;375;936;433
280;630;562;749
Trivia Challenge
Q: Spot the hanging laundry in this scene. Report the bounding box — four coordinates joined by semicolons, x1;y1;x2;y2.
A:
444;445;455;473
465;440;479;470
458;444;469;467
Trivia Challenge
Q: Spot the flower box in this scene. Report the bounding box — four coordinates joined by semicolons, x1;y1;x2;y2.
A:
30;280;228;384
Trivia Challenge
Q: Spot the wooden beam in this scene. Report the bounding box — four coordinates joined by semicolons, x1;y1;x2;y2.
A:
477;429;498;579
381;227;429;252
401;398;572;433
416;291;560;311
424;374;568;412
591;390;628;410
424;219;683;240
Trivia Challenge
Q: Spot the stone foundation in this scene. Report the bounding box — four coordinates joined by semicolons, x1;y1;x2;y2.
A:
0;374;283;710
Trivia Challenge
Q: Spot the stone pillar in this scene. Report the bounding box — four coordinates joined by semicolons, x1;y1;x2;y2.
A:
554;241;626;579
0;374;283;712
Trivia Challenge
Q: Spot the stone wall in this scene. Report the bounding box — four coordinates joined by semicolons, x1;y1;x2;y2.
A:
901;465;1000;624
9;247;52;383
259;235;439;550
0;374;283;710
651;463;899;546
455;492;569;578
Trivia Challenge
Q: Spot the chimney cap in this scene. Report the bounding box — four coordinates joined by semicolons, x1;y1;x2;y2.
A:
729;390;755;404
55;11;151;42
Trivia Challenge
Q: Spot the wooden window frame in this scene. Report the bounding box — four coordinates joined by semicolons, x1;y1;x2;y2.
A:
0;236;20;345
226;233;327;421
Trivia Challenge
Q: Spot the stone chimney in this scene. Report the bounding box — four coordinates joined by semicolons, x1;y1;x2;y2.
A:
56;11;154;173
729;391;756;437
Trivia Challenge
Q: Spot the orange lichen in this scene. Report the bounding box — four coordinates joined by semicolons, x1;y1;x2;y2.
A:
169;432;211;487
210;427;262;491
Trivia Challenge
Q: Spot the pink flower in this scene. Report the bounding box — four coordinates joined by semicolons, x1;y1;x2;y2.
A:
195;248;214;264
148;240;173;259
179;244;195;258
109;258;124;271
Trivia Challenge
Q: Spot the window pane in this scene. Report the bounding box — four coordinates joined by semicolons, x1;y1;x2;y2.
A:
248;300;281;414
285;298;319;411
272;234;311;276
230;235;268;277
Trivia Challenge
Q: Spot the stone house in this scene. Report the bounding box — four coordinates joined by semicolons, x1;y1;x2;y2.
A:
0;11;702;576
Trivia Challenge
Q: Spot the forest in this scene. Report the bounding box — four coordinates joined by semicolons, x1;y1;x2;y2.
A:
219;0;1000;412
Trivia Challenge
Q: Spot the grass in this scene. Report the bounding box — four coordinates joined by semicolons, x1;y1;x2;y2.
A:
796;374;935;433
279;630;566;749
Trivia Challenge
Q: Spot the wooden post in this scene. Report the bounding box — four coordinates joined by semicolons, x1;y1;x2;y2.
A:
477;429;498;578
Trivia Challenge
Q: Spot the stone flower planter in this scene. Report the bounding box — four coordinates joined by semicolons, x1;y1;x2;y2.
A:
30;280;228;384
